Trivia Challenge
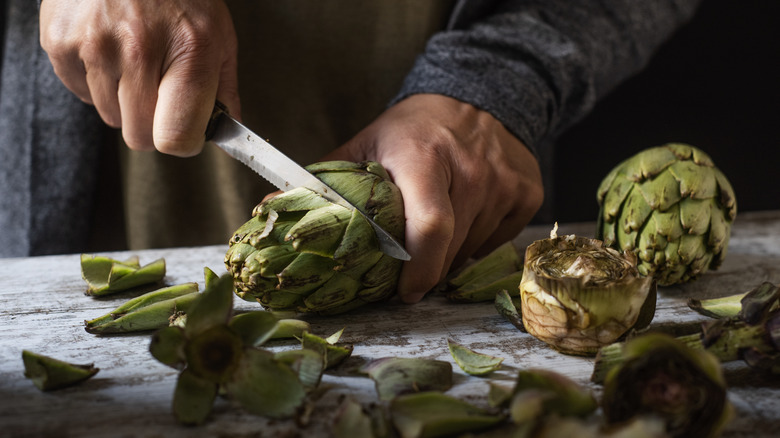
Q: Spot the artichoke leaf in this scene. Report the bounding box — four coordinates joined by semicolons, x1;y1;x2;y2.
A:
224;348;307;419
300;329;353;369
628;146;677;181
668;159;717;199
85;291;199;334
255;187;331;216
22;350;99;391
390;392;504;438
361;357;453;401
172;368;218;426
81;254;165;296
149;325;187;369
84;282;198;330
638;167;681;211
447;339;504;376
513;368;597;418
494;289;525;332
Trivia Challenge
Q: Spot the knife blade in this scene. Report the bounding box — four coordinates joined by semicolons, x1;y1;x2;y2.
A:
205;102;410;261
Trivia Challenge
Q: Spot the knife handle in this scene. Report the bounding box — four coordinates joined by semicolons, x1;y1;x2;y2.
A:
205;101;229;142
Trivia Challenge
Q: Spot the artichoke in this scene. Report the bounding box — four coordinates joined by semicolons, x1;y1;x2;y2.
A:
601;333;733;438
596;143;737;286
519;226;656;356
225;161;405;315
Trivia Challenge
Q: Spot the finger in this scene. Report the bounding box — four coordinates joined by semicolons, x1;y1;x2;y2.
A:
39;4;93;103
392;160;454;304
117;54;160;150
153;43;220;157
473;200;540;257
215;49;242;123
47;52;94;104
84;64;122;129
449;206;507;269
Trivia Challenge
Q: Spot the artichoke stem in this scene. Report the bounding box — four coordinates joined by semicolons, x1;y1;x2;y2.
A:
592;323;771;383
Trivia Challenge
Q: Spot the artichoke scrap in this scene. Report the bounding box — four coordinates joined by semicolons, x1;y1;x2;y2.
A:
225;161;405;315
597;143;737;286
519;226;656;356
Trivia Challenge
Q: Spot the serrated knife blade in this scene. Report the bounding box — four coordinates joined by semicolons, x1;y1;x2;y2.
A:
205;102;410;261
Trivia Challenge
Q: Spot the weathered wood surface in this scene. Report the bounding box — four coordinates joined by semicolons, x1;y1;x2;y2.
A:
2;212;779;437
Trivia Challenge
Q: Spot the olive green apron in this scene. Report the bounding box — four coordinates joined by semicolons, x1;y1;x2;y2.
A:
117;1;454;250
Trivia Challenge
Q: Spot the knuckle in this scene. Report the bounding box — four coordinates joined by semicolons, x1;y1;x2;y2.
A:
154;131;201;157
411;207;455;245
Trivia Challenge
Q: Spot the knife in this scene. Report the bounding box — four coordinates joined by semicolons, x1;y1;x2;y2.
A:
205;102;411;261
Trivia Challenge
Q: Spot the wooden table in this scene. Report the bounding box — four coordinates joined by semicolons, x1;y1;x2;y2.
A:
2;212;779;437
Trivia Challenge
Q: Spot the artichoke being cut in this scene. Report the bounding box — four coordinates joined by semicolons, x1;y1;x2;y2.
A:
597;143;737;286
519;225;656;356
225;161;405;315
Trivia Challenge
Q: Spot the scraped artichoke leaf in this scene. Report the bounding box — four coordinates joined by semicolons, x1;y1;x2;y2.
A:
22;350;99;391
494;289;525;332
688;281;778;322
519;225;656;356
272;319;312;340
332;397;391;438
228;311;280;346
508;388;549;425
81;254;166;296
738;281;780;324
487;382;514;408
601;333;733;438
333;397;375;438
512;368;597;418
360;357;453;401
446;242;524;303
224;348;307;419
149;325;187;369
390;392;504;438
274;348;325;390
687;292;746;319
172;368;217;426
85;287;200;335
301;329;353;369
447;339;504;376
85;282;198;333
183;274;235;337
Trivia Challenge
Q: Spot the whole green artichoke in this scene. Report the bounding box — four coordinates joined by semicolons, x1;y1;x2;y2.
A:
225;161;405;315
596;143;737;286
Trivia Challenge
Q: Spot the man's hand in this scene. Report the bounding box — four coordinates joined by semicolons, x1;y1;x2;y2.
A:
39;0;240;156
323;94;544;303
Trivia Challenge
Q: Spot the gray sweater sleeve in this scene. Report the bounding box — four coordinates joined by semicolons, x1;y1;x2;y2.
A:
393;0;704;152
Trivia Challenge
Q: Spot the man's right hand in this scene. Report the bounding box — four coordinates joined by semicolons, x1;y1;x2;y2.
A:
39;0;240;156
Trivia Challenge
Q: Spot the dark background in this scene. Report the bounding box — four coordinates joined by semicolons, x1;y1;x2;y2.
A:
550;0;778;223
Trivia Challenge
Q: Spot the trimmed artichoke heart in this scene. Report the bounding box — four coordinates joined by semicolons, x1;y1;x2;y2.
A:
520;229;655;356
225;161;405;315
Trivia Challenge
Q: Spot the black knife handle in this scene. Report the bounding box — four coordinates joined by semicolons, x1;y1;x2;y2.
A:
205;100;229;141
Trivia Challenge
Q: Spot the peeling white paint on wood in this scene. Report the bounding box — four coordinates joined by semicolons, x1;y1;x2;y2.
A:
1;212;779;437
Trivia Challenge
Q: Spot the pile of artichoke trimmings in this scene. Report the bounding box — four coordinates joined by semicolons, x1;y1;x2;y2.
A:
597;143;737;286
225;161;405;315
519;228;656;356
